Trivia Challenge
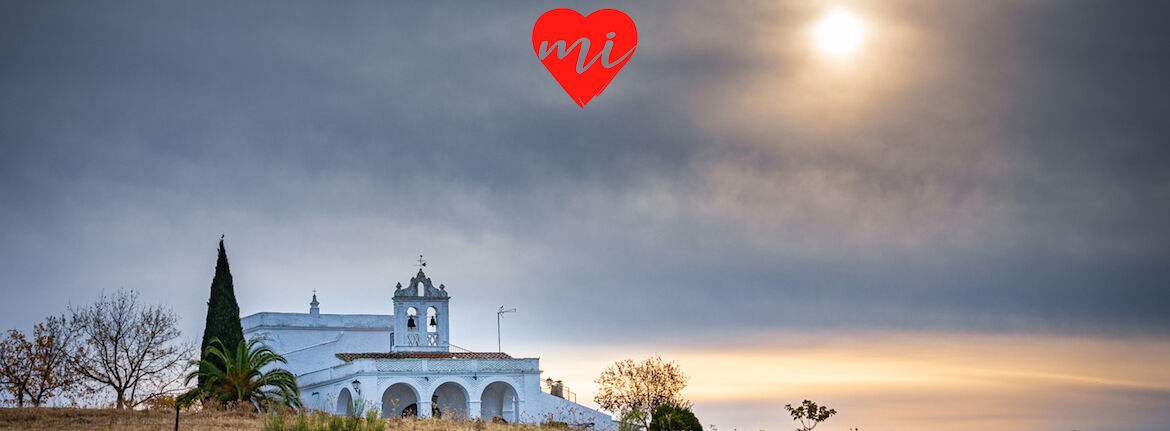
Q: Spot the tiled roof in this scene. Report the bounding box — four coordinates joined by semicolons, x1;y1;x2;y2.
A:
335;352;513;361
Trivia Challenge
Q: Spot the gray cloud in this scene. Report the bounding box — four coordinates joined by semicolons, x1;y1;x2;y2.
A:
1;0;1168;349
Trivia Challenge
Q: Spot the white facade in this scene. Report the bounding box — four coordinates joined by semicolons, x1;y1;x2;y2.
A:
242;268;612;429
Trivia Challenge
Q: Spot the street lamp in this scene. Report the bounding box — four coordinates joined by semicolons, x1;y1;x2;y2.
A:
497;305;517;352
351;379;361;394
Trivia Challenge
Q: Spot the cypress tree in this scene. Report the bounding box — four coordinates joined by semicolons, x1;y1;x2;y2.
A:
198;237;245;388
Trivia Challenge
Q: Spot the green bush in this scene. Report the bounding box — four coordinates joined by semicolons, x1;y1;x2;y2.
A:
619;409;648;431
648;404;702;431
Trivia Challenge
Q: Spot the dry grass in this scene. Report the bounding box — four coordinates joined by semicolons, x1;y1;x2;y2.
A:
0;408;260;430
0;408;560;431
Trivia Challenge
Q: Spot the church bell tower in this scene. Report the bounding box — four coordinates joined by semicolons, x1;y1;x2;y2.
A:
392;259;450;352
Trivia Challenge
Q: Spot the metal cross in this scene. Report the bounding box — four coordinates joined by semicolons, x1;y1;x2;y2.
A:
415;255;427;268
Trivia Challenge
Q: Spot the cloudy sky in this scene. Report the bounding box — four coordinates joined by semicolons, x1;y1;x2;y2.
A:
2;1;1169;430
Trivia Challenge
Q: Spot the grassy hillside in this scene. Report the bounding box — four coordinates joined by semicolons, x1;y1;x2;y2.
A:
0;408;558;431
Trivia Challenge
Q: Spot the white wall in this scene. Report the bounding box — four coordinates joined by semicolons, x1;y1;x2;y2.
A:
530;392;615;430
242;312;394;376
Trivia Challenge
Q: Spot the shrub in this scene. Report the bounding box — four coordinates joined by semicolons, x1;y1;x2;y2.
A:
363;410;385;431
293;414;311;431
263;413;286;431
648;404;702;431
327;415;350;431
145;394;177;411
262;413;374;431
619;409;648;431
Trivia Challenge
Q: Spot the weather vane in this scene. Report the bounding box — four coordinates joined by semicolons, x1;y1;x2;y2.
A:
416;254;427;269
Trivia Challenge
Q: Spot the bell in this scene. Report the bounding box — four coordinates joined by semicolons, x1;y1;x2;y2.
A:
407;317;416;328
429;316;437;327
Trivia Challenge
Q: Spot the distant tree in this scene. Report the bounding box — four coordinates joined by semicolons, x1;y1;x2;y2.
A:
69;289;193;409
0;332;29;405
648;404;702;431
22;316;76;407
199;238;245;389
0;330;30;406
0;315;77;407
619;409;649;431
179;337;300;412
784;400;837;431
595;356;690;428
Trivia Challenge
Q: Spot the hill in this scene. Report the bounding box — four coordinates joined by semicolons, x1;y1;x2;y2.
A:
0;408;561;431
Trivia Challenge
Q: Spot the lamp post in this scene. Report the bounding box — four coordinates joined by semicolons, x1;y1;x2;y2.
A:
350;379;362;416
497;305;516;352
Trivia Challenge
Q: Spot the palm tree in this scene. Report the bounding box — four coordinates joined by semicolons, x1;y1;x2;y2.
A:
179;337;301;411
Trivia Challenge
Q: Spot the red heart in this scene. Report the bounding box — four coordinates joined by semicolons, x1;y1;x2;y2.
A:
532;9;637;108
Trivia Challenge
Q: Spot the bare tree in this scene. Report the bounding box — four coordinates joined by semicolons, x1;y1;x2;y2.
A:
69;290;194;409
0;315;77;407
26;316;76;406
595;355;690;428
0;329;32;407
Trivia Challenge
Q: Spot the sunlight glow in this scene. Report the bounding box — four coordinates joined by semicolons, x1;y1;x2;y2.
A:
816;7;864;57
532;332;1170;431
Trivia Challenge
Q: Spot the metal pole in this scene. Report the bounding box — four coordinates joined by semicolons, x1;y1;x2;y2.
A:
497;306;516;353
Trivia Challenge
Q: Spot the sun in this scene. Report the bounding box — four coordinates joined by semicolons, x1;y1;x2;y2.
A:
816;7;864;57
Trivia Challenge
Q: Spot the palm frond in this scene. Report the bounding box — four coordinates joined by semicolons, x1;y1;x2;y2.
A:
189;336;301;411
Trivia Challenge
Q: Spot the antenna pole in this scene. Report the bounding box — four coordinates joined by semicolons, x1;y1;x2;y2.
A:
497;305;516;352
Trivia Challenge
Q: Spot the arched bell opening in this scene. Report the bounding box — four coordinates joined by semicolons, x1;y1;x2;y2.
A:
406;307;419;332
426;306;438;333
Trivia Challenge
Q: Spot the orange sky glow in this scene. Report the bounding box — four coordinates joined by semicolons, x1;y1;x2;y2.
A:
529;331;1170;431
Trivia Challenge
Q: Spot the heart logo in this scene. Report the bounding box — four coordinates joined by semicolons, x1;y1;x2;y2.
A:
532;9;637;108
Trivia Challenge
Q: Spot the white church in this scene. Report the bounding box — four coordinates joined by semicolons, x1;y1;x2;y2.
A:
241;265;612;428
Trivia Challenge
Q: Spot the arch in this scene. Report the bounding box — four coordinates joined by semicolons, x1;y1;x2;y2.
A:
480;381;519;422
336;387;354;416
426;306;439;333
381;382;420;418
407;307;419;332
431;381;469;419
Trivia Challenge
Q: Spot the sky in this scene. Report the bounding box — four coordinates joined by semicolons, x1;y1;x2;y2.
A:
2;1;1169;430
